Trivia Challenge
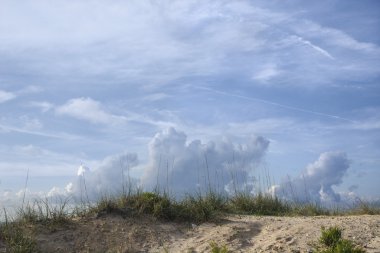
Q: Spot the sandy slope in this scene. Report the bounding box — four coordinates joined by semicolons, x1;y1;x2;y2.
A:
3;214;380;252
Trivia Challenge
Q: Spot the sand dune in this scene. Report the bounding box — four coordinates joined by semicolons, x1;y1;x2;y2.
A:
16;214;379;252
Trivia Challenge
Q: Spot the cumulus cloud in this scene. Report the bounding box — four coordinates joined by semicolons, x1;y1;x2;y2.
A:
63;128;269;200
56;97;126;125
270;151;350;203
0;90;16;103
66;153;139;200
141;128;269;196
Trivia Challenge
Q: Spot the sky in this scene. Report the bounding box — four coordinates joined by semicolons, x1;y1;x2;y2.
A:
1;0;379;206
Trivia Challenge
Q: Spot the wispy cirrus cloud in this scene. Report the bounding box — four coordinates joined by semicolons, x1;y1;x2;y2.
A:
0;90;16;103
54;97;177;132
295;20;379;53
0;0;379;203
28;101;54;112
253;64;281;83
143;93;170;102
56;97;127;125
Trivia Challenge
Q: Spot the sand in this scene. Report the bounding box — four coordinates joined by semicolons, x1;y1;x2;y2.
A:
2;214;379;252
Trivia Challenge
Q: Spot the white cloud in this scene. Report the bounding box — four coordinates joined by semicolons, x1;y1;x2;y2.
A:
141;128;269;196
1;0;377;90
0;90;16;103
292;35;334;60
56;97;126;125
296;20;379;53
61;128;270;199
253;64;281;82
65;152;139;200
28;101;54;112
19;115;43;130
270;151;350;203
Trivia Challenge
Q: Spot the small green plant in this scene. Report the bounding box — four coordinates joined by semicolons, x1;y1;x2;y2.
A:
320;226;342;248
209;241;229;253
314;226;365;253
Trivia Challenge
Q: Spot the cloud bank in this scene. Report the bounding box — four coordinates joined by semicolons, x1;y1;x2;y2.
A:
270;151;350;203
141;128;270;196
0;129;361;207
64;128;270;200
60;131;354;205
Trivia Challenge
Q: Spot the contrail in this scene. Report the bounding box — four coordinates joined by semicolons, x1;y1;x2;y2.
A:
194;86;355;123
294;35;335;60
0;123;81;139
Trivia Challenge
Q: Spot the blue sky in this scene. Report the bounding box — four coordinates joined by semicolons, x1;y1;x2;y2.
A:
0;0;379;204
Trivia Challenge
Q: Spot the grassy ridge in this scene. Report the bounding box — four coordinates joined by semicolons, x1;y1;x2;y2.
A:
1;190;379;252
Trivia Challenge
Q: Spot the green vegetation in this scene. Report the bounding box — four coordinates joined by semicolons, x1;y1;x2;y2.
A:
0;223;39;253
229;192;290;215
16;197;72;226
1;189;378;252
349;199;380;215
209;241;229;253
89;191;227;223
0;210;40;253
313;226;366;253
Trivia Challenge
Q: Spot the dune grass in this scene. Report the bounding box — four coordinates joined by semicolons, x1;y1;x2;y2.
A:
1;186;378;252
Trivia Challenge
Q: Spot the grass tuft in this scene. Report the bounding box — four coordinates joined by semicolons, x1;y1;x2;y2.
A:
229;192;290;215
0;223;39;253
291;203;331;216
349;199;380;215
320;226;342;248
209;241;229;253
313;226;366;253
175;192;227;223
17;197;72;226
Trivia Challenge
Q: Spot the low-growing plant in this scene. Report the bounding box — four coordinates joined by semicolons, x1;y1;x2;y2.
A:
209;241;229;253
313;226;366;253
320;226;342;248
